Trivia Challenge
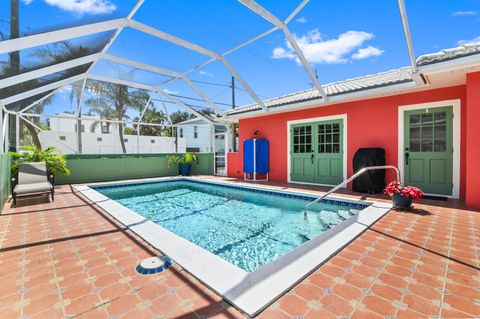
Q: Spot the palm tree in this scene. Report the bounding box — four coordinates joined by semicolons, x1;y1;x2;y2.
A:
134;107;168;136
85;77;150;153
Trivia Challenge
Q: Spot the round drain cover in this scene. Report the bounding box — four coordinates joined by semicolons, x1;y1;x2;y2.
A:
136;256;172;275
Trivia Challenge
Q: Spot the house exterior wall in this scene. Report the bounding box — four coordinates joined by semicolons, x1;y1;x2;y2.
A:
227;85;469;201
39;131;186;154
176;123;213;152
465;72;480;208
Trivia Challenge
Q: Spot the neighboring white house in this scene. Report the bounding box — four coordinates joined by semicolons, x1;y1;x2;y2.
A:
39;113;186;154
175;117;227;153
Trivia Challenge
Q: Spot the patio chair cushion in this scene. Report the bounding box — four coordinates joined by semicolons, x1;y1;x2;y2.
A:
14;182;53;195
18;162;48;185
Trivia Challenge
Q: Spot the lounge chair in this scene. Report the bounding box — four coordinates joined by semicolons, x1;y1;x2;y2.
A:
11;162;54;206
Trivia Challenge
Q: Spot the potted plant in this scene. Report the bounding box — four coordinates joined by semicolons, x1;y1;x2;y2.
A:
383;181;424;209
167;153;198;176
8;145;71;178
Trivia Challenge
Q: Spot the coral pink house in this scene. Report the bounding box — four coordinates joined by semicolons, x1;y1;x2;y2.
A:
225;44;480;209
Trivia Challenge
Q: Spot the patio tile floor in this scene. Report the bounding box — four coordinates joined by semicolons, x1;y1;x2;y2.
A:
0;177;479;318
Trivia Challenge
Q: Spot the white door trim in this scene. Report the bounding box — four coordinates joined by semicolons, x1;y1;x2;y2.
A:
287;114;348;186
398;99;461;198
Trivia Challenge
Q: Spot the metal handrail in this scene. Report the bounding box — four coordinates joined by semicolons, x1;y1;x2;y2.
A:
303;165;400;213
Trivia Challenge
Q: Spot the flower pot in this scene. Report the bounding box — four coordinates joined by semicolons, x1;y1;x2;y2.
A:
179;163;192;176
392;192;412;209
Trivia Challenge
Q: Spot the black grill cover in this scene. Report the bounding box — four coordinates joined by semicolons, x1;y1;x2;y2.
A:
352;148;386;194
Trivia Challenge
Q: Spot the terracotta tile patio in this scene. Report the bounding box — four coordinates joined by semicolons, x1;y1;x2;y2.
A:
0;178;479;318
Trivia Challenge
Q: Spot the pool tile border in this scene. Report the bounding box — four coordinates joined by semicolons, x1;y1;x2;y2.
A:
91;177;369;210
77;177;392;317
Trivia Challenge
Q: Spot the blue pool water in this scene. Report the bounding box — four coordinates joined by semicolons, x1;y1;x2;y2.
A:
94;180;368;272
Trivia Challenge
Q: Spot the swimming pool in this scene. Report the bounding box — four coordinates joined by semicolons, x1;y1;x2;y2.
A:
94;180;367;272
78;177;391;316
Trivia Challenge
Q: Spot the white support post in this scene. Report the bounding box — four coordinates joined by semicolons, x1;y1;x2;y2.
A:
1;74;86;106
0;53;100;89
127;19;267;111
15;114;19;150
75;79;87;118
284;0;309;24
397;0;419;76
18;114;44;132
85;0;145;75
0;19;127;54
238;0;328;101
86;73;214;123
101;54;225;116
182;77;225;116
3;112;8;152
219;57;268;111
76;78;87;154
19;86;64;113
0;105;4;154
136;96;152;154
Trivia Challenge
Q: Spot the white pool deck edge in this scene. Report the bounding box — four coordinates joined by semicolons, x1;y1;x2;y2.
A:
75;177;392;317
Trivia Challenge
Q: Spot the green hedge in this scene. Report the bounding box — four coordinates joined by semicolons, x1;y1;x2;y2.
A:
0;154;11;213
55;153;214;185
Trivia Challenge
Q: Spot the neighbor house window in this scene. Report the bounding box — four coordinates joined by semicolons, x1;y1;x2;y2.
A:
97;137;102;142
59;136;66;141
179;128;183;138
124;138;128;143
74;124;85;133
101;125;109;134
151;139;155;144
194;126;198;138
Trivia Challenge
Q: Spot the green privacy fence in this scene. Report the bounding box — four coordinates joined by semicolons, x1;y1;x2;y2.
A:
0;154;11;213
55;153;214;185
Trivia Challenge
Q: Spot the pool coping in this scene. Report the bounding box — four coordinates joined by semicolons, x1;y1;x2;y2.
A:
75;177;392;317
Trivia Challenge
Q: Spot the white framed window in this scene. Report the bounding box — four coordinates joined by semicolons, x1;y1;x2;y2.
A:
180;128;183;138
194;126;198;138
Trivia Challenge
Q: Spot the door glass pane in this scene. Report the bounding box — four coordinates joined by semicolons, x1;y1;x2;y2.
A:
410;140;420;152
422;126;433;139
325;144;332;153
434;140;446;152
332;123;339;132
410;114;421;126
434;112;446;124
422;113;433;125
435;125;446;139
410;127;420;139
333;133;339;143
293;125;312;153
333;144;340;153
422;140;433;152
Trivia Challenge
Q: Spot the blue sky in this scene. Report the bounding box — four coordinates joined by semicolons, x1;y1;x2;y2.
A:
1;0;480;117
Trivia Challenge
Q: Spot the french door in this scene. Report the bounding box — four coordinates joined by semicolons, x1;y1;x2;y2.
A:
290;120;344;185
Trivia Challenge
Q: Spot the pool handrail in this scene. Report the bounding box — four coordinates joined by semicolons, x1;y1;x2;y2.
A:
303;165;400;213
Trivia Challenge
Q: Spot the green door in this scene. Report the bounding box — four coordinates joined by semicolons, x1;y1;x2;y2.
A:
404;107;453;195
291;120;343;185
314;120;343;185
291;123;315;183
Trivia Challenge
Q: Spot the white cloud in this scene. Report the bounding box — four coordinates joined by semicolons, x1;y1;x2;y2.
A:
164;89;179;95
272;29;382;64
452;11;477;17
199;70;214;77
352;46;384;60
457;35;480;45
44;0;116;15
296;17;307;24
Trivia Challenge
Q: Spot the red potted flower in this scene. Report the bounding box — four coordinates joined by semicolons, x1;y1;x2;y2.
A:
383;181;424;209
